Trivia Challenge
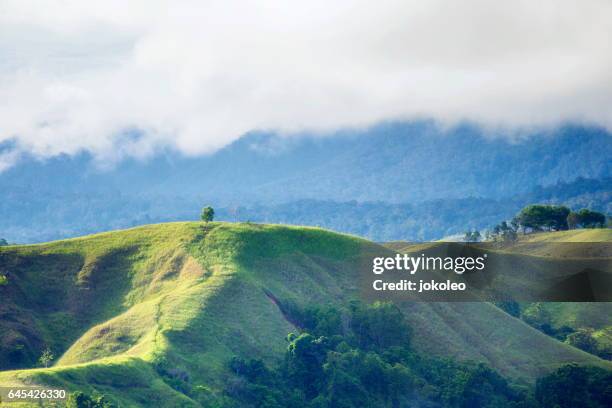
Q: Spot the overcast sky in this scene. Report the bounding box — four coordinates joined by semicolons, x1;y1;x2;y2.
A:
1;0;611;169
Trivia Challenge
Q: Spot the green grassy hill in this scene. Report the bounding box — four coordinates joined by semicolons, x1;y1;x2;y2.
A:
387;229;612;363
514;229;612;243
0;223;609;406
497;229;612;258
487;230;612;358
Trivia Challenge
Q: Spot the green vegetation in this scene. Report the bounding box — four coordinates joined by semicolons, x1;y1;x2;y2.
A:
215;178;611;243
464;230;482;242
225;302;531;408
512;228;611;243
477;227;612;361
516;204;571;232
66;391;115;408
200;206;215;223
570;209;607;229
224;301;612;408
0;238;8;246
566;208;606;230
535;364;611;408
493;301;521;318
517;303;612;361
3;173;610;244
565;330;600;356
0;222;370;406
0;222;609;406
487;220;518;242
489;204;608;242
38;347;54;368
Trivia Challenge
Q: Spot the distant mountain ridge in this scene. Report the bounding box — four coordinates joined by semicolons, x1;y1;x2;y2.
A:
0;121;610;242
221;177;611;241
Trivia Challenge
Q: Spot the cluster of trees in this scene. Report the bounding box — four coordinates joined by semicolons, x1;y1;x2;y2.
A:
463;230;482;242
486;220;519;242
0;238;7;246
218;301;612;407
515;205;571;232
567;208;607;229
516;205;607;232
66;391;114;408
535;364;611;408
564;330;609;359
217;301;605;408
464;221;516;243
483;204;608;242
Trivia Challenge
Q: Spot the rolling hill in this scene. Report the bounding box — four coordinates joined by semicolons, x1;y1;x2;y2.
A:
0;223;609;406
388;230;612;361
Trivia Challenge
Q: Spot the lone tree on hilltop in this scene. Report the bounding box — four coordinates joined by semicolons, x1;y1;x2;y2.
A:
201;206;215;223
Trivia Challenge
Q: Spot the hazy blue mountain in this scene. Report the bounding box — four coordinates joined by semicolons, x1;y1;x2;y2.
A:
0;121;610;242
244;123;611;203
217;177;611;241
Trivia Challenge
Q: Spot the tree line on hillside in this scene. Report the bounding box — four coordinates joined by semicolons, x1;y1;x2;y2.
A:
465;204;608;242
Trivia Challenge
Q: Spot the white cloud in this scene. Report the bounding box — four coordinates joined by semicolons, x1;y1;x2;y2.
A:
0;0;611;164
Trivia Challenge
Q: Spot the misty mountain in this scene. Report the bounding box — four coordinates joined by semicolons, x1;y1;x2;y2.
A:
0;121;610;242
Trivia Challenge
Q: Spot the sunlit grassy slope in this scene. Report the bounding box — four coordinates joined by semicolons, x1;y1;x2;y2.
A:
517;229;612;243
490;229;612;345
0;223;609;406
385;229;612;254
387;229;612;368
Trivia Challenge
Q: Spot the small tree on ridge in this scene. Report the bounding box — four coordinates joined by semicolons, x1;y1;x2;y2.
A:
201;206;215;223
